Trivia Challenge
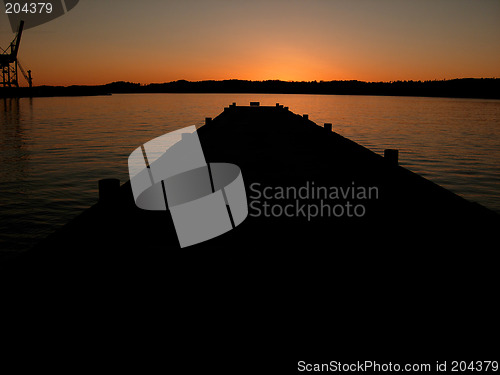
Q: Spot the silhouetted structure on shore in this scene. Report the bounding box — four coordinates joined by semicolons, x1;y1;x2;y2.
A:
0;21;32;88
2;78;499;99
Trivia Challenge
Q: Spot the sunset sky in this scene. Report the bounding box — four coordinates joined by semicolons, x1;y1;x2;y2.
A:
1;0;499;86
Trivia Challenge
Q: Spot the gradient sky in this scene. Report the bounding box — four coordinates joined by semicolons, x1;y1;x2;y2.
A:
1;0;500;86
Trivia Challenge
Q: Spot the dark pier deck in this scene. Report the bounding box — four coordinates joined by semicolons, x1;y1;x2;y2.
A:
3;103;498;359
6;103;499;272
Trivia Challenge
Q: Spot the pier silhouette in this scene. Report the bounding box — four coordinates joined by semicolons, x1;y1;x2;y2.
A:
4;102;497;272
2;103;498;360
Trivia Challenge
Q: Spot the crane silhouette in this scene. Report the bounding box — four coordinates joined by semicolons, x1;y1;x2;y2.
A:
0;20;32;88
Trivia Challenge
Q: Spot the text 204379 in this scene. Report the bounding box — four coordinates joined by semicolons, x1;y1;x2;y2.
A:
4;2;53;14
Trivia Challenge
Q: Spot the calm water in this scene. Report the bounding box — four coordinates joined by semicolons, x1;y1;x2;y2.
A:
1;93;499;255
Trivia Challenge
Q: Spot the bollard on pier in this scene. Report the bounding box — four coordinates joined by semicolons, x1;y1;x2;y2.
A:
384;149;399;166
99;178;120;205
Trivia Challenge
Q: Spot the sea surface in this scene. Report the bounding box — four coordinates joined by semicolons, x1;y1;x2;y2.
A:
1;93;499;255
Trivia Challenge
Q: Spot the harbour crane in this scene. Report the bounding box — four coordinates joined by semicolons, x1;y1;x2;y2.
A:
17;59;32;88
0;20;32;88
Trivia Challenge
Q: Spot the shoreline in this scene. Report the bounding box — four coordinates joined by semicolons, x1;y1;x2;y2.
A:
2;78;499;100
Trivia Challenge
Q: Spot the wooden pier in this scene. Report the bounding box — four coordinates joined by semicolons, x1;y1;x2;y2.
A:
3;103;498;279
3;102;498;361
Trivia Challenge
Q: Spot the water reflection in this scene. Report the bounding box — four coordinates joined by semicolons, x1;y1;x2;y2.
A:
0;94;499;256
0;97;31;182
0;97;35;256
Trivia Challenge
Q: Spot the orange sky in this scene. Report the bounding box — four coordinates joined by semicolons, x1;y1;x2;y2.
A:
1;0;499;86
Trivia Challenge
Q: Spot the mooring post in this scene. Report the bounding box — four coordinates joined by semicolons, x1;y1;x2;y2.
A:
324;123;332;132
205;117;212;125
99;178;120;205
303;114;309;120
384;149;399;166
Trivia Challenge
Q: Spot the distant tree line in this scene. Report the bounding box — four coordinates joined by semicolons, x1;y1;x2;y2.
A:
105;78;500;99
2;78;499;99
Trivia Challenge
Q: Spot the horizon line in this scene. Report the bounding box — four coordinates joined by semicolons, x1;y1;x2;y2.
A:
25;77;500;88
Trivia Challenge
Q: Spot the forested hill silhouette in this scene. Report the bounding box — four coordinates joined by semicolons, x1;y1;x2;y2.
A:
2;78;500;99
